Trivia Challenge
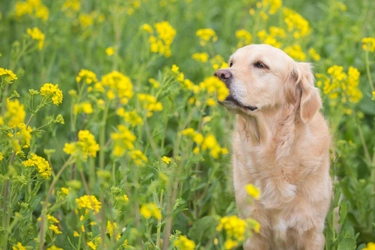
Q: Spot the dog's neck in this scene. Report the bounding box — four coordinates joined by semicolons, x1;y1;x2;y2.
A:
236;104;300;160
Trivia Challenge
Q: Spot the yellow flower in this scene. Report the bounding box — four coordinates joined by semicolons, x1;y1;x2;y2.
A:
138;93;163;117
140;202;162;220
106;47;115;56
111;125;136;157
74;102;94;114
245;184;261;199
63;130;100;161
0;153;3;161
141;23;153;33
5;99;26;127
76;195;101;214
284;44;306;61
23;153;52;179
27;27;45;50
79;13;94;28
119;109;143;127
261;0;282;14
236;29;252;48
308;48;321;61
192;52;209;63
196;28;218;46
362;37;375;52
49;224;62;234
107;220;120;239
73;231;79;237
372;91;375;100
46;245;63;250
129;150;148;166
76;69;98;84
87;241;96;250
206;98;217;106
12;242;26;250
101;71;133;104
216;215;248;242
62;0;80;11
40;83;63;106
143;21;176;57
47;214;59;224
224;239;238;250
283;8;310;38
161;156;171;164
174;235;196;250
199;76;229;101
0;68;17;82
364;242;375;250
148;78;160;88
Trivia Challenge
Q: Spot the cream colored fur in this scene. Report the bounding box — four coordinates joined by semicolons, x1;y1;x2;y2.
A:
216;44;332;250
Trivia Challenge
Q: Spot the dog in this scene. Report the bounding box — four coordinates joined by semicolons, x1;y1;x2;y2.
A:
215;44;332;250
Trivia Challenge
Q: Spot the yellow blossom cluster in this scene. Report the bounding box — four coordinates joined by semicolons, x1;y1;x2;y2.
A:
27;27;45;50
4;99;26;127
62;0;80;12
173;235;196;250
317;65;362;103
171;65;200;93
261;0;282;14
182;128;228;159
161;156;171;164
192;52;209;63
246;184;261;199
362;37;375;52
148;78;160;88
76;69;98;84
23;153;52;179
236;29;252;48
14;123;32;150
199;76;229;102
364;242;375;250
141;21;176;57
111;124;136;157
283;8;310;38
140;202;162;220
216;215;249;249
47;214;62;234
76;195;101;214
12;242;26;250
129;149;148;166
308;48;321;61
101;71;133;104
210;55;229;70
63;130;100;161
107;220;121;240
138;93;163;117
74;102;94;115
15;0;49;21
105;47;115;56
196;28;218;46
116;108;143;127
0;68;18;83
257;26;286;48
284;44;306;61
46;246;63;250
40;83;63;106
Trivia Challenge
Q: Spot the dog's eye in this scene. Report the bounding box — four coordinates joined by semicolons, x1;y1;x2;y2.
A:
254;61;267;69
229;62;233;67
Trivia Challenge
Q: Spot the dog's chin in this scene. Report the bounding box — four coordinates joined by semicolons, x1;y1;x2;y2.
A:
219;96;258;112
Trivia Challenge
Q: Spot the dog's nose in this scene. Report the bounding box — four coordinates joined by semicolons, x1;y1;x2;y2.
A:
214;69;232;80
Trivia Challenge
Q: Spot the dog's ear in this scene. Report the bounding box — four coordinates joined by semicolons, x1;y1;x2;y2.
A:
295;62;322;123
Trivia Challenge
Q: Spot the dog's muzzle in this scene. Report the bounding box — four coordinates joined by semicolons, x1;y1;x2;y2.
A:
214;69;258;111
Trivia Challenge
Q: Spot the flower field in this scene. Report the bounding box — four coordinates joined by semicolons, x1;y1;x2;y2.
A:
1;0;375;249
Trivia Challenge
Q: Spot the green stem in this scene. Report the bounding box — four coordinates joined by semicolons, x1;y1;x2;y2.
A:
99;101;111;170
39;156;74;249
365;50;374;92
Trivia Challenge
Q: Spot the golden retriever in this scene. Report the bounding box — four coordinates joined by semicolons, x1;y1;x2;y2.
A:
215;44;332;250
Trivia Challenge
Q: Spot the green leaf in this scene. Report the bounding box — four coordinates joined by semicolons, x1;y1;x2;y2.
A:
188;216;217;243
337;238;356;250
339;201;348;224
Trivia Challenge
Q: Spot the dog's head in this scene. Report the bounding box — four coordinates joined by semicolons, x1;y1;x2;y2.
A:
215;44;321;123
